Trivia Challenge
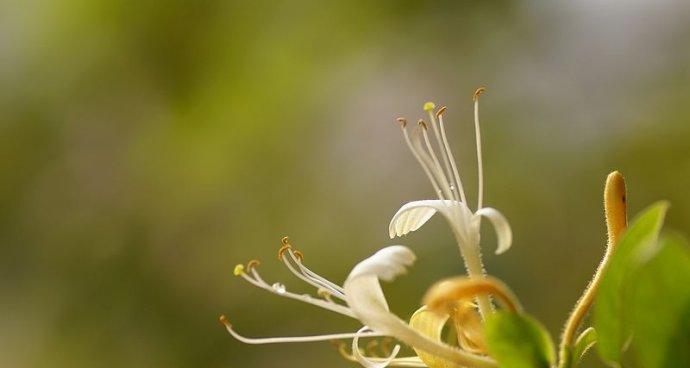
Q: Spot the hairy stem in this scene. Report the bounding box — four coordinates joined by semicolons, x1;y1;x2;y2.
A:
558;171;627;367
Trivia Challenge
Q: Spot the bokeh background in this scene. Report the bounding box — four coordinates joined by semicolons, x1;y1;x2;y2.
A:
2;1;690;367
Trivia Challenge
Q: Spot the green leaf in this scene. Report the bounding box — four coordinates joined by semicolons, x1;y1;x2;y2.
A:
594;201;669;365
485;312;555;368
630;234;690;368
570;327;597;368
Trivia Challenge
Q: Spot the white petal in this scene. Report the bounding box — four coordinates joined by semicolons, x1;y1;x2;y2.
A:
343;247;497;368
347;245;417;283
474;207;513;254
352;326;402;368
388;200;468;238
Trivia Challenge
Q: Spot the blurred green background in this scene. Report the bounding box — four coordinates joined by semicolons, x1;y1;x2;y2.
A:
2;1;690;367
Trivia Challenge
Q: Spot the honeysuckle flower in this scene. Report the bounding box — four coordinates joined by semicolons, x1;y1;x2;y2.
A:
221;90;517;368
222;239;499;368
389;89;512;318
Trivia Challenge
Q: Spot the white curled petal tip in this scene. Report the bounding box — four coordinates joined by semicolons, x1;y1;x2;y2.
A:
474;207;513;254
389;200;463;238
347;246;416;283
352;327;402;368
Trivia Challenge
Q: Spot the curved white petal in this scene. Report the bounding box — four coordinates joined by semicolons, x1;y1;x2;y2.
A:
352;326;402;368
474;207;513;254
348;245;417;283
344;247;497;368
389;200;470;238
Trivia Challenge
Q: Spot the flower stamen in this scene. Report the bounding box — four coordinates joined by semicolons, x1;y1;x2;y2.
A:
219;316;385;344
473;87;486;210
234;252;355;317
435;105;468;205
246;259;260;272
426;103;462;204
233;264;245;276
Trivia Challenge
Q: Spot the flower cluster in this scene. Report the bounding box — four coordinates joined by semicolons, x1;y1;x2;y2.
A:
221;89;518;368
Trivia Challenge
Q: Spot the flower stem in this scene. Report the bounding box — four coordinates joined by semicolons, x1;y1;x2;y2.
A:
456;231;494;319
557;171;627;367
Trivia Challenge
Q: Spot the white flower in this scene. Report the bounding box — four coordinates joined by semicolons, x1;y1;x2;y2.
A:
221;90;513;368
390;91;512;317
222;241;497;367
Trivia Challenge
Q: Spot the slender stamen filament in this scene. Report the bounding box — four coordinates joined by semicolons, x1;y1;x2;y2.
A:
473;87;486;210
219;316;384;344
278;237;346;298
281;251;346;299
411;127;451;198
288;251;346;296
419;120;455;201
426;104;460;204
399;120;445;199
436;107;468;205
237;263;355;317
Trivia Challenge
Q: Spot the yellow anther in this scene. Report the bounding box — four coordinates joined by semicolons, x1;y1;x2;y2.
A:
233;264;245;276
293;250;304;261
246;259;260;271
473;87;486;101
396;117;407;128
423;101;436;111
435;106;447;117
219;314;231;327
417;119;428;130
281;236;290;245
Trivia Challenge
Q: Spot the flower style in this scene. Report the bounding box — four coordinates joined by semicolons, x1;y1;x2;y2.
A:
221;89;518;368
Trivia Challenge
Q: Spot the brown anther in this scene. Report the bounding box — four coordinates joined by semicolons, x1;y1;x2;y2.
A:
380;338;393;356
281;236;291;245
435;106;447;118
278;243;292;259
473;87;486;101
246;259;261;271
293;250;304;261
417;119;428;130
366;340;380;357
219;315;231;327
396;117;407;128
331;340;356;361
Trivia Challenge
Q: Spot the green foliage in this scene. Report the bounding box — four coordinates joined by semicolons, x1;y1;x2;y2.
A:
593;202;690;367
593;201;669;365
629;234;690;367
485;312;555;368
570;327;597;368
